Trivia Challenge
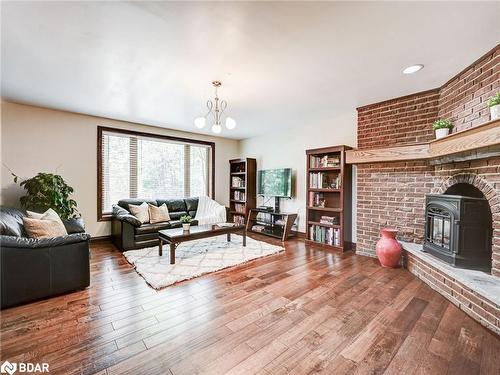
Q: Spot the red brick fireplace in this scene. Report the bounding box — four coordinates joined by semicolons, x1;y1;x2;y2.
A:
355;44;499;273
352;44;500;333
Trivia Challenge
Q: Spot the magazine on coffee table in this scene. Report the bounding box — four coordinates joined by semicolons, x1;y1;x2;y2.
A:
216;222;236;227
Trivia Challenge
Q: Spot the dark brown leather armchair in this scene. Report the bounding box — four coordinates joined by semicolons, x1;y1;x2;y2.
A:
0;207;90;309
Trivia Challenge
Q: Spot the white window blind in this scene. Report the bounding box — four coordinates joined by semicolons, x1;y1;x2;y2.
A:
100;129;212;216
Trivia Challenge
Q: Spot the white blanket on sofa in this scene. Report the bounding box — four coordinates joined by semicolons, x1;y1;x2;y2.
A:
194;195;227;225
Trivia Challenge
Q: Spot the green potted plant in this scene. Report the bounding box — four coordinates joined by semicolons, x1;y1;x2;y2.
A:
487;92;500;121
14;172;78;220
432;119;454;139
180;215;192;231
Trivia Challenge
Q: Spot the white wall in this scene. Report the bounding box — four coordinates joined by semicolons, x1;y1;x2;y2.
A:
240;111;358;238
0;101;240;237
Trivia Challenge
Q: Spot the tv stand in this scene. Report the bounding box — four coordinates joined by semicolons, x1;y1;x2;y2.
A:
274;197;281;213
258;197;283;213
246;208;298;242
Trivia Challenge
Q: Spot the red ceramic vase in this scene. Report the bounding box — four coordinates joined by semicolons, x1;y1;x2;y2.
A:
375;228;402;268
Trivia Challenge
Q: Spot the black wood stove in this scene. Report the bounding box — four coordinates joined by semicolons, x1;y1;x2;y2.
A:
423;194;491;270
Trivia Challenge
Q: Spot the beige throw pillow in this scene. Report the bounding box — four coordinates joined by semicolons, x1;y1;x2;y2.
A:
26;210;45;219
23;217;68;239
148;203;170;224
26;208;67;235
129;202;150;224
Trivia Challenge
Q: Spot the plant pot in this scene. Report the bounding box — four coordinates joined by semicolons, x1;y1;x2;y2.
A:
435;128;450;139
490;104;500;121
182;223;191;231
376;228;402;268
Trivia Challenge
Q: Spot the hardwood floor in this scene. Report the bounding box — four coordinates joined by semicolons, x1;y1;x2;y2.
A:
1;235;499;375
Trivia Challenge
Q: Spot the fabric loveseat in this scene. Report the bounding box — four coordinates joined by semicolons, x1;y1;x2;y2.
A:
0;207;91;309
111;197;200;251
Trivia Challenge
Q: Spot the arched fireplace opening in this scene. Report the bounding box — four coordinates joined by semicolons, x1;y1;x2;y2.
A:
424;183;492;272
444;183;485;198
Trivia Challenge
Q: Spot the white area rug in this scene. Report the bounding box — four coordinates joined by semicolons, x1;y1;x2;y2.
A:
123;234;284;289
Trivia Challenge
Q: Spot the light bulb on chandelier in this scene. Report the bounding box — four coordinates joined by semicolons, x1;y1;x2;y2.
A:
211;124;222;134
194;117;206;129
194;81;235;134
225;117;236;129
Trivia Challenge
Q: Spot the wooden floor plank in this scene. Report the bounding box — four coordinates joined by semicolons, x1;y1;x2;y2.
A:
479;330;500;375
447;316;485;375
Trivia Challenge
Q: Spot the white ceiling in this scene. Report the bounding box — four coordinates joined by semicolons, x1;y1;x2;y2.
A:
1;1;499;140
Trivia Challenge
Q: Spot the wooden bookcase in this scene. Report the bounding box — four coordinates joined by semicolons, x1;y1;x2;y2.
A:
229;158;256;225
305;145;352;251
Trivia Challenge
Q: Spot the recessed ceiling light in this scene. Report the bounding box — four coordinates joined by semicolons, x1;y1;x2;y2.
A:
402;64;424;74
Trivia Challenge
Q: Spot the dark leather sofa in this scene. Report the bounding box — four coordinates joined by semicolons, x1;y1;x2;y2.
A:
111;197;199;251
0;207;91;309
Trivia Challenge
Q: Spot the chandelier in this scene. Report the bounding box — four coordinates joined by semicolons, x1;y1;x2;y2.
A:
194;81;236;134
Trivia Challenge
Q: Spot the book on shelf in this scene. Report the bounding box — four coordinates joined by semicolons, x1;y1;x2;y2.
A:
309;225;340;246
308;192;327;207
234;203;246;213
251;225;265;232
255;212;270;223
233;191;246;201
233;215;245;225
231;176;245;188
319;215;339;225
309;155;340;168
309;172;341;189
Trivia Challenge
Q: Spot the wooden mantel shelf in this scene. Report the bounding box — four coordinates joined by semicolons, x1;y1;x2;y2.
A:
346;119;500;164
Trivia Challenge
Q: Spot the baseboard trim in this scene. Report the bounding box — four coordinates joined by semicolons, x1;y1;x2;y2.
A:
90;235;111;243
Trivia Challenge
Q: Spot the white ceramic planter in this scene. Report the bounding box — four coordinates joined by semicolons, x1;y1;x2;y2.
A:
490;104;500;121
182;223;191;231
435;128;450;139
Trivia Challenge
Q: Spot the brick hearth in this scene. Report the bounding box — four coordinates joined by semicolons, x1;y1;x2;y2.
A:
403;241;500;335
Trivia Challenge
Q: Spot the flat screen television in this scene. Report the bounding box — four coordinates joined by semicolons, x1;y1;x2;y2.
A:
257;168;292;198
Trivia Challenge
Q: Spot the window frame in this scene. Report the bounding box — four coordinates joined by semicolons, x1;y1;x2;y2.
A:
97;126;215;221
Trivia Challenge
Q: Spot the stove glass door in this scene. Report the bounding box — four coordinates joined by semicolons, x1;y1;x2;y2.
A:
427;206;451;250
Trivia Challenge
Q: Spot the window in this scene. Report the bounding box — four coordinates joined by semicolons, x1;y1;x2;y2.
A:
98;127;214;220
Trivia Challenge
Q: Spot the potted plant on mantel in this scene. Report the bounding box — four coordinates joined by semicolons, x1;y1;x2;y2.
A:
432;119;454;139
487;92;500;121
180;215;192;231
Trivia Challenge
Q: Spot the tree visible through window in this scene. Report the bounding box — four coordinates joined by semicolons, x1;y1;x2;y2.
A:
99;128;213;217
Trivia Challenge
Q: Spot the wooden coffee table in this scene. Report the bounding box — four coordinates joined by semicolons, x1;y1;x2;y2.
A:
158;224;246;264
